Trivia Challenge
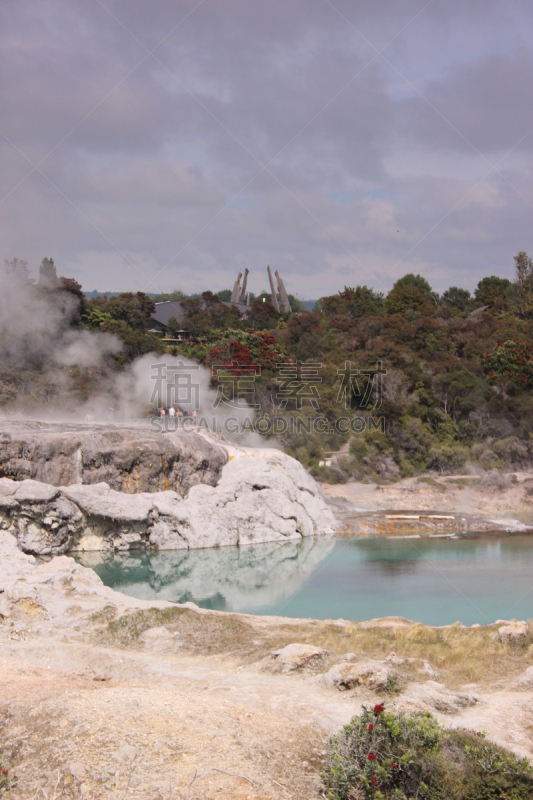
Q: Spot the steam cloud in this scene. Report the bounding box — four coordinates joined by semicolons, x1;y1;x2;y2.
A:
0;270;268;446
0;271;122;371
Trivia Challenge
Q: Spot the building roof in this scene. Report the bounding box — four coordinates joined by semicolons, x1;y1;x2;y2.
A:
150;299;249;327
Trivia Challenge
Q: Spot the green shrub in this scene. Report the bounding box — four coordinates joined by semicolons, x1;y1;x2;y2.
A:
417;477;446;491
385;675;402;695
322;705;533;800
427;443;468;473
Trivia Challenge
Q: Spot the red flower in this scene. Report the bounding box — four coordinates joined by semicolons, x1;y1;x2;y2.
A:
368;723;374;731
392;763;397;769
374;704;385;714
1;770;8;775
371;776;377;785
367;753;377;761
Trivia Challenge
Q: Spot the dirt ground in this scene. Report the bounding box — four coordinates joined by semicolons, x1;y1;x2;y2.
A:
0;616;380;800
0;652;332;800
321;471;533;525
1;600;533;800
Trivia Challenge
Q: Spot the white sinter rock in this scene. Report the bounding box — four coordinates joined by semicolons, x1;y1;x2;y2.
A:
0;447;336;554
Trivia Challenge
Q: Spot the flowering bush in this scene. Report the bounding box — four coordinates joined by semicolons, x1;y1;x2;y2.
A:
0;763;17;793
481;340;533;388
322;706;533;799
206;329;289;376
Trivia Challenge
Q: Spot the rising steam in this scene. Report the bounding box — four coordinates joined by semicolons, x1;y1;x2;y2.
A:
0;268;267;445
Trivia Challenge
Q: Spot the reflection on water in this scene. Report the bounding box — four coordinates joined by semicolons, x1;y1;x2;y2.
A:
79;534;533;626
78;535;336;612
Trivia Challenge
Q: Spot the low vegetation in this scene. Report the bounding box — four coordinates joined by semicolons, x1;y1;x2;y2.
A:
98;605;253;654
291;620;533;688
94;605;533;688
322;705;533;799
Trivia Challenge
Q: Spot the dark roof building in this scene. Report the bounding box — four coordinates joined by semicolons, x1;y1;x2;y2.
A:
149;299;250;332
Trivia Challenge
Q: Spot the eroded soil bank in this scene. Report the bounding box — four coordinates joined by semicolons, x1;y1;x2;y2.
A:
323;471;533;534
1;531;532;800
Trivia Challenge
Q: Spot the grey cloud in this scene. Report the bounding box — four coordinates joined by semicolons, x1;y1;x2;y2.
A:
1;0;532;298
398;50;533;155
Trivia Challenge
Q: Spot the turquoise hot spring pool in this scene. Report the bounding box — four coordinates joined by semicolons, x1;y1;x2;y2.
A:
77;533;533;626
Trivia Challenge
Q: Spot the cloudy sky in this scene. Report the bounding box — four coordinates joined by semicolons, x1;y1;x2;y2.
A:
1;0;532;299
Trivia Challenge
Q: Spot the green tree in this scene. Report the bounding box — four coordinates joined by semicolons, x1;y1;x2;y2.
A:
248;297;279;329
179;292;244;336
60;277;84;301
385;284;434;315
153;289;188;302
482;340;533;388
206;329;288;373
287;293;303;311
342;285;383;316
107;292;156;329
440;286;471;312
99;318;164;360
473;275;512;307
323;706;533;800
58;277;86;326
389;273;439;308
285;310;324;360
165;316;181;338
394;273;433;294
320;285;384;320
83;305;113;329
512;251;533;319
216;289;233;301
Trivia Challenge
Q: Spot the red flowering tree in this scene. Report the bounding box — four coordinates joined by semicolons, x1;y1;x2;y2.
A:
481;340;533;389
206;329;289;376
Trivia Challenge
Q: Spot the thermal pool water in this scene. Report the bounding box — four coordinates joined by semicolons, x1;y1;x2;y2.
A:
78;534;533;626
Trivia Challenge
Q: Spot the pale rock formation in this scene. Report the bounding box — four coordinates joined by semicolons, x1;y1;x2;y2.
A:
340;652;357;662
493;620;531;643
513;666;533;688
400;680;479;714
0;421;227;494
420;660;438;679
0;530;172;628
385;652;405;666
270;643;330;673
321;660;393;691
0;453;336;555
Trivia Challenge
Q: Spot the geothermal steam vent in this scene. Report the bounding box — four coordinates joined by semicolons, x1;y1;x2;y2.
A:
0;421;336;554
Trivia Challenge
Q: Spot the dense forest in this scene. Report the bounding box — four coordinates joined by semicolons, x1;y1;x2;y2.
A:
3;252;533;483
